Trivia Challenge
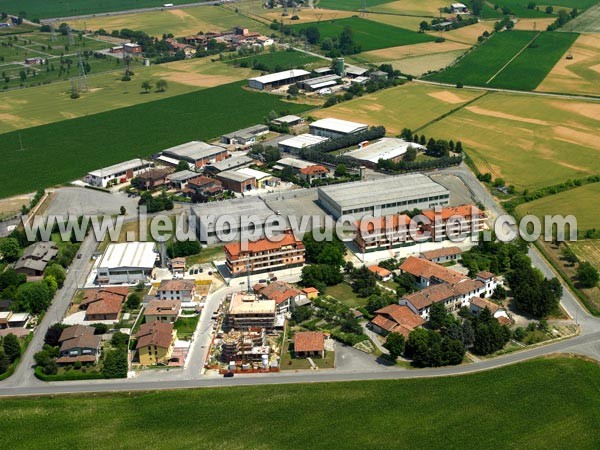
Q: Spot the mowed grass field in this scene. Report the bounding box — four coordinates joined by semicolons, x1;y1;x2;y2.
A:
570;240;600;271
316;0;396;12
0;57;256;134
68;5;270;38
427;31;578;91
0;81;312;198
312;82;484;134
565;2;600;33
516;183;600;232
1;358;600;449
226;50;322;72
0;0;203;19
294;17;435;52
369;0;448;17
536;33;600;96
421;92;600;190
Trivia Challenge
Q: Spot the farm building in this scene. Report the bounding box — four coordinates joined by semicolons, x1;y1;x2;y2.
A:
191;197;275;244
344;138;426;168
84;159;154;188
451;3;469;13
123;43;142;54
344;64;369;78
278;134;329;155
309;118;368;139
96;242;158;285
221;124;269;146
298;74;341;91
247;69;310;90
317;174;450;220
160;141;228;169
216;170;257;193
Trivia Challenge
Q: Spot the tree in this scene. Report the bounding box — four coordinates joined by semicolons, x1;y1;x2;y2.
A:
175;160;190;172
141;80;152;93
44;263;66;288
545;5;553;14
334;163;348;178
103;349;128;378
304;26;321;44
126;293;141;310
288;84;299;96
155;79;168;92
15;281;52;314
403;146;417;162
2;333;21;362
455;141;463;153
428;302;452;330
291;306;312;323
167;240;201;258
111;332;129;349
577;262;599;288
441;338;465;365
384;332;405;360
45;323;67;347
561;246;578;266
0;349;10;374
0;237;20;262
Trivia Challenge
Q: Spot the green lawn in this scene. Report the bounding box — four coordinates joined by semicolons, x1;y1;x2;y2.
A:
491;0;597;18
226;50;322;72
516;183;600;234
1;358;600;448
174;315;199;338
186;245;225;266
280;340;335;370
294;17;435;53
0;0;206;19
326;282;366;308
0;81;312;198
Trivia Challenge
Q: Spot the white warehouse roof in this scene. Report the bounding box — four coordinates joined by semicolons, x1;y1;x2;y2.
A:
279;133;329;149
249;69;310;85
345;138;426;164
310;118;368;134
162;141;226;161
276;157;318;169
98;242;157;270
236;167;272;181
87;159;152;178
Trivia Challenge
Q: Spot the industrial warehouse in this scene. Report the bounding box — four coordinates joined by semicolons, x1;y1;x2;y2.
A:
317;174;450;219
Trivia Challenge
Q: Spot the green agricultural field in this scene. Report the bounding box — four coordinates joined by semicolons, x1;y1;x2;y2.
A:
316;0;395;12
226;49;322;72
294;17;435;53
426;30;537;87
0;1;203;19
1;358;600;448
516;183;600;233
564;2;600;33
421;92;600;190
487;31;578;90
570;240;600;271
0;81;311;198
493;0;596;18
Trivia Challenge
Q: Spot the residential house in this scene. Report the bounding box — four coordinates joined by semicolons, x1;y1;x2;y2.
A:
157;279;196;302
14;241;59;277
0;311;30;329
399;256;468;288
135;168;173;190
370;304;425;338
420;246;462;264
84;294;124;321
170;257;186;277
274;157;330;183
421;204;485;241
135;320;177;365
293;331;325;358
476;271;502;297
354;214;413;253
224;229;305;276
184;176;223;201
470;297;510;322
368;265;393;282
57;325;101;365
144;300;181;323
253;281;304;314
302;287;320;300
165;38;197;58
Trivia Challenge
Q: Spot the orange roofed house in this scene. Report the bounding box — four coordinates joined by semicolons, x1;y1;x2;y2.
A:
253;281;305;314
81;287;128;322
370;304;425;338
294;331;325;358
421;204;485;241
135;320;177;366
354;215;413;253
225;229;305;276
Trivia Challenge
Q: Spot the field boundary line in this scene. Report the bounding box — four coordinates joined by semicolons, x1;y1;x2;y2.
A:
485;31;541;84
413;91;488;133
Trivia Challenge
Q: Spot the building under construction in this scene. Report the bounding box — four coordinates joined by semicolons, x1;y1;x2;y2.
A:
220;328;269;363
225;292;277;331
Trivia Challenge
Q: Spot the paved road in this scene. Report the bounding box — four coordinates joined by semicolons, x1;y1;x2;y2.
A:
1;163;599;396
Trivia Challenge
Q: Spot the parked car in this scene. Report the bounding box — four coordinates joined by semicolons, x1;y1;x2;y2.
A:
224;371;234;378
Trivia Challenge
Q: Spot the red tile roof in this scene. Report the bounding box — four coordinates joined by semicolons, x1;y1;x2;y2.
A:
400;256;468;285
374;304;425;330
420;246;462;261
254;281;301;305
158;279;195;292
368;265;392;278
81;287;128;307
136;320;174;350
470;297;500;314
144;300;182;317
299;165;329;175
294;331;325;353
356;214;411;233
302;287;319;294
476;271;496;280
402;284;459;310
85;296;123;317
56;355;97;364
422;204;484;221
225;231;303;258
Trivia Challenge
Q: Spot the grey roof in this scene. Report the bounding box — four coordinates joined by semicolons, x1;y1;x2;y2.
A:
318;174;449;210
206;155;253;172
167;170;198;182
14;259;48;272
345;65;368;76
217;169;255;183
222;124;269;140
87;159;152;178
162;141;226;161
302;74;341;88
191;197;275;232
22;241;58;260
273;115;303;124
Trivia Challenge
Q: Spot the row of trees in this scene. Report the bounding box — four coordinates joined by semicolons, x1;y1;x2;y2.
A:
300;232;347;293
377;155;462;173
138;191;174;213
0;334;22;376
